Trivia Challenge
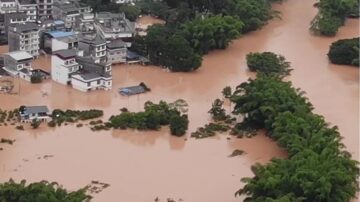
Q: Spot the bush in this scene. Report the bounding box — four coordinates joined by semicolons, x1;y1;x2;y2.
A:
30;119;41;129
0;179;90;201
15;125;24;130
169;114;189;136
47;121;56;127
246;52;291;76
328;37;359;66
30;74;43;83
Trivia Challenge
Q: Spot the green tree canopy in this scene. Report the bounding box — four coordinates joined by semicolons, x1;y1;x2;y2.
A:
0;180;90;202
246;52;292;76
328;37;359;66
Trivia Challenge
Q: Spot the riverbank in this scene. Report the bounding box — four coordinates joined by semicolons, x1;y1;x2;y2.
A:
0;0;358;201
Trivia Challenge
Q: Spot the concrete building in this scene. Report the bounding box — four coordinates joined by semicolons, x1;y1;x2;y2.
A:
2;50;33;80
19;105;50;122
51;49;79;85
111;0;136;4
17;0;37;22
4;12;28;34
8;22;40;57
78;33;106;63
71;56;112;92
94;12;135;45
51;49;112;92
77;12;94;33
43;31;78;53
106;39;127;64
0;0;17;14
36;0;52;20
52;1;92;31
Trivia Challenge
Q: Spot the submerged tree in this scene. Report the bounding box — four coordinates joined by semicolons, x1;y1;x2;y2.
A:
246;52;292;77
328;37;359;66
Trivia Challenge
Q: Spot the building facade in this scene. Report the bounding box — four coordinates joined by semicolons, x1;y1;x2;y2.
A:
78;33;106;63
2;50;33;80
0;0;17;14
51;49;79;85
106;39;127;64
36;0;52;20
17;0;37;22
8;22;40;57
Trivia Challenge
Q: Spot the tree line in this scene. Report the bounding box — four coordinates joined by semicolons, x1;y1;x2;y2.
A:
130;0;281;72
220;54;360;201
311;0;359;36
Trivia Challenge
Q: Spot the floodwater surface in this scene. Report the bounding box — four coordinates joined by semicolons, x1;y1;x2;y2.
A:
0;0;359;201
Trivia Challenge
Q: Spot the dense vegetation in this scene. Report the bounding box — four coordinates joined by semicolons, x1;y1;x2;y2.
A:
110;100;189;136
311;0;359;36
229;75;359;201
130;0;280;72
49;109;104;126
0;179;90;202
246;52;291;76
328;37;359;66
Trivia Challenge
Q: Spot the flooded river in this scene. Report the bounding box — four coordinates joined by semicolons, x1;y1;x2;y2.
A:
0;0;358;201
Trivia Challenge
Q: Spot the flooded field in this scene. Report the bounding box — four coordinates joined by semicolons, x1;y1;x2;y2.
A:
0;0;358;201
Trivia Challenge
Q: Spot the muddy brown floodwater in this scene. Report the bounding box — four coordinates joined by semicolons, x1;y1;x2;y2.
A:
0;0;359;201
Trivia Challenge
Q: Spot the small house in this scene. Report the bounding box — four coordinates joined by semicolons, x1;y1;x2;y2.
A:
19;105;50;122
2;50;33;81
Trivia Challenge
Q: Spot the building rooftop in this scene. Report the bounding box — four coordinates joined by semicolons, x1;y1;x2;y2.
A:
18;0;36;5
5;51;33;61
54;49;77;59
10;22;39;33
5;12;27;20
0;0;15;2
107;39;126;49
47;31;75;38
22;106;49;115
79;33;105;45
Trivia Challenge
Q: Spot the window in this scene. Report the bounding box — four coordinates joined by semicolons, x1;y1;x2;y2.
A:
87;82;90;87
97;80;100;84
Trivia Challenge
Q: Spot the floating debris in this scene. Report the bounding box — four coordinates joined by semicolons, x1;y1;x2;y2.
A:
0;138;15;145
228;149;246;157
87;181;110;194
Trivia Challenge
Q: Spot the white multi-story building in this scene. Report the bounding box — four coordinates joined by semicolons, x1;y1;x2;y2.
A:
51;49;112;92
8;22;40;57
0;0;17;14
17;0;37;22
51;49;79;85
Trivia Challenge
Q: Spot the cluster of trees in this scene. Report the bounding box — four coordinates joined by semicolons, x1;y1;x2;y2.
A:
328;37;359;66
246;52;292;76
49;109;104;126
0;179;90;202
110;101;189;136
311;0;359;36
228;74;359;200
131;0;280;72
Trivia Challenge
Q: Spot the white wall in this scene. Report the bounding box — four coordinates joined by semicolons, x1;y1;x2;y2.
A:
51;55;70;85
52;39;68;52
71;76;112;92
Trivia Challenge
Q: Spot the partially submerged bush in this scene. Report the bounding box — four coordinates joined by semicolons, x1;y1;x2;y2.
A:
328;37;359;66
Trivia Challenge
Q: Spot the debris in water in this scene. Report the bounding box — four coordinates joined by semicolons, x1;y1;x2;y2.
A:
87;180;110;194
228;149;246;157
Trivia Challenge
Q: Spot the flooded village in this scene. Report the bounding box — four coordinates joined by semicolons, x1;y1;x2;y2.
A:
0;0;359;201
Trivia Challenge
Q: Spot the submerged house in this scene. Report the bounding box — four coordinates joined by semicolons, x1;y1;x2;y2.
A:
7;22;40;57
19;105;50;122
71;56;112;92
2;50;33;81
51;49;112;92
106;38;127;64
51;49;79;85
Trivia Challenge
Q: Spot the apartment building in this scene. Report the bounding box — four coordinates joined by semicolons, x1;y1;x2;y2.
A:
8;22;40;57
